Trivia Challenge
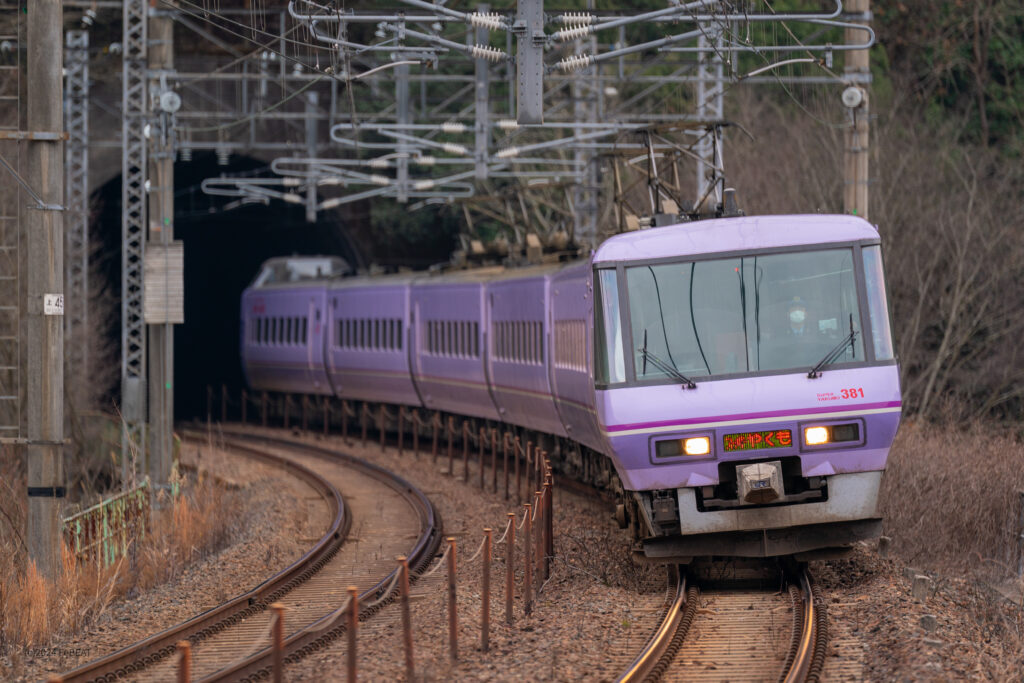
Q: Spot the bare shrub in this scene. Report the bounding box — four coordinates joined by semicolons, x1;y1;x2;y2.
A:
880;420;1024;581
0;471;241;652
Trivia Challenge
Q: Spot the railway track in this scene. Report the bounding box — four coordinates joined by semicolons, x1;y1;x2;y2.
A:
58;429;442;683
619;564;827;683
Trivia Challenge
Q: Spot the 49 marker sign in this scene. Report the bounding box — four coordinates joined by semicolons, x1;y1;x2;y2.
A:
723;429;792;452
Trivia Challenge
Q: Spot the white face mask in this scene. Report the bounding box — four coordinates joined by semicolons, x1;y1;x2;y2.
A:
790;310;806;324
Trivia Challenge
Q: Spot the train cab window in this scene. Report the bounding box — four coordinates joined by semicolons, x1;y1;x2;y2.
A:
624;248;864;380
862;246;895;361
595;269;626;384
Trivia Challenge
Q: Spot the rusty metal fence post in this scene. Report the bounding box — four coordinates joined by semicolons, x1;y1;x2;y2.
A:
398;555;415;680
491;428;498;493
447;416;454;475
432;413;440;462
505;512;515;625
177;640;191;683
515;439;523;504
361;403;368;445
535;491;544;586
398;406;405;456
524;502;533;616
478;426;485;489
462;421;469;482
271;602;285;683
482;527;492;652
412;411;420;459
347;586;359;683
544;477;553;580
447;537;458;662
503;434;510;500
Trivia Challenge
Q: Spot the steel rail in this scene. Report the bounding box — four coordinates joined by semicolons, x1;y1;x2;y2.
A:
59;435;349;683
616;566;691;683
783;567;818;683
196;428;444;682
618;565;822;682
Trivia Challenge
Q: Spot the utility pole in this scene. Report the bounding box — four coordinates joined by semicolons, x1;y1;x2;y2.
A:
843;0;871;220
147;5;177;486
26;0;65;579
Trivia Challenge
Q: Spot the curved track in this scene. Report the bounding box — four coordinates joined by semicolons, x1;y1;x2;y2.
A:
59;430;442;683
619;566;826;683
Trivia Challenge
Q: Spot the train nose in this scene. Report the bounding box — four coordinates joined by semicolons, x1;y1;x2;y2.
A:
736;461;783;504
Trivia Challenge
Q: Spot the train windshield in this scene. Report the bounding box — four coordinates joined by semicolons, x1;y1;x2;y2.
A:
622;248;865;381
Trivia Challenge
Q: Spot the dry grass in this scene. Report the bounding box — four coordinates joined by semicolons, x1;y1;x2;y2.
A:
0;462;242;652
880;420;1024;581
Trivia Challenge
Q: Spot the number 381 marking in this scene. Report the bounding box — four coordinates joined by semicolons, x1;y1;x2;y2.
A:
840;387;865;399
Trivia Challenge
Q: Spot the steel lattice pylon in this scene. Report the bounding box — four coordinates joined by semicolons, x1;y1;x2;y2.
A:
64;30;89;388
121;0;147;473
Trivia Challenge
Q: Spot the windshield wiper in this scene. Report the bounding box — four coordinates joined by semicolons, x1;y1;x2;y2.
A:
640;330;697;389
808;324;859;379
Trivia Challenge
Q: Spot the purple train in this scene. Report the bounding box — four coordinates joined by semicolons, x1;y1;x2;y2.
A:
240;215;901;561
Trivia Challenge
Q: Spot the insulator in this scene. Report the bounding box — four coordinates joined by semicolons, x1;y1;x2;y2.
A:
441;122;467;134
559;12;595;25
496;146;519;159
556;54;594;73
469;12;504;31
413;180;436;191
555;25;592;42
281;193;303;205
469;44;506;63
216;148;230;166
497;119;519;131
369;174;391;186
442;142;469;156
415;155;436;166
179;147;192;162
368;158;391;169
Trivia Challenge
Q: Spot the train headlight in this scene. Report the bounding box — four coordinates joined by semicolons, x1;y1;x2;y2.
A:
804;426;830;446
683;436;711;456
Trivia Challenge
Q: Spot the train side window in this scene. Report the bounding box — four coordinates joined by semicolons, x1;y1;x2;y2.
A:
595;269;626;383
396;319;403;351
472;322;479;358
862;246;895;361
302;318;308;344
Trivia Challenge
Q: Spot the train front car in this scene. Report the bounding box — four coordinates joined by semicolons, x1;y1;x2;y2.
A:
593;215;900;561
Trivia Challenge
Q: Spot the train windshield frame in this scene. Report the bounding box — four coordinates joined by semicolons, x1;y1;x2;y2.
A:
594;242;894;387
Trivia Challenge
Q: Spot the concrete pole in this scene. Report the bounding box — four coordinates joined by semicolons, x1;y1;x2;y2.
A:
148;7;174;485
26;0;65;579
843;0;870;220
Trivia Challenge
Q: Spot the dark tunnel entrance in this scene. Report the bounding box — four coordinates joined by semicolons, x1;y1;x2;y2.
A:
94;152;367;421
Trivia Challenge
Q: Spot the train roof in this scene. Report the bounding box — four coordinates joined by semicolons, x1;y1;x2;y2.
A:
592;214;880;264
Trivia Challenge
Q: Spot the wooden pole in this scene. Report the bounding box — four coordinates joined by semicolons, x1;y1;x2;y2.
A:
491;428;498;493
544;477;553;579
